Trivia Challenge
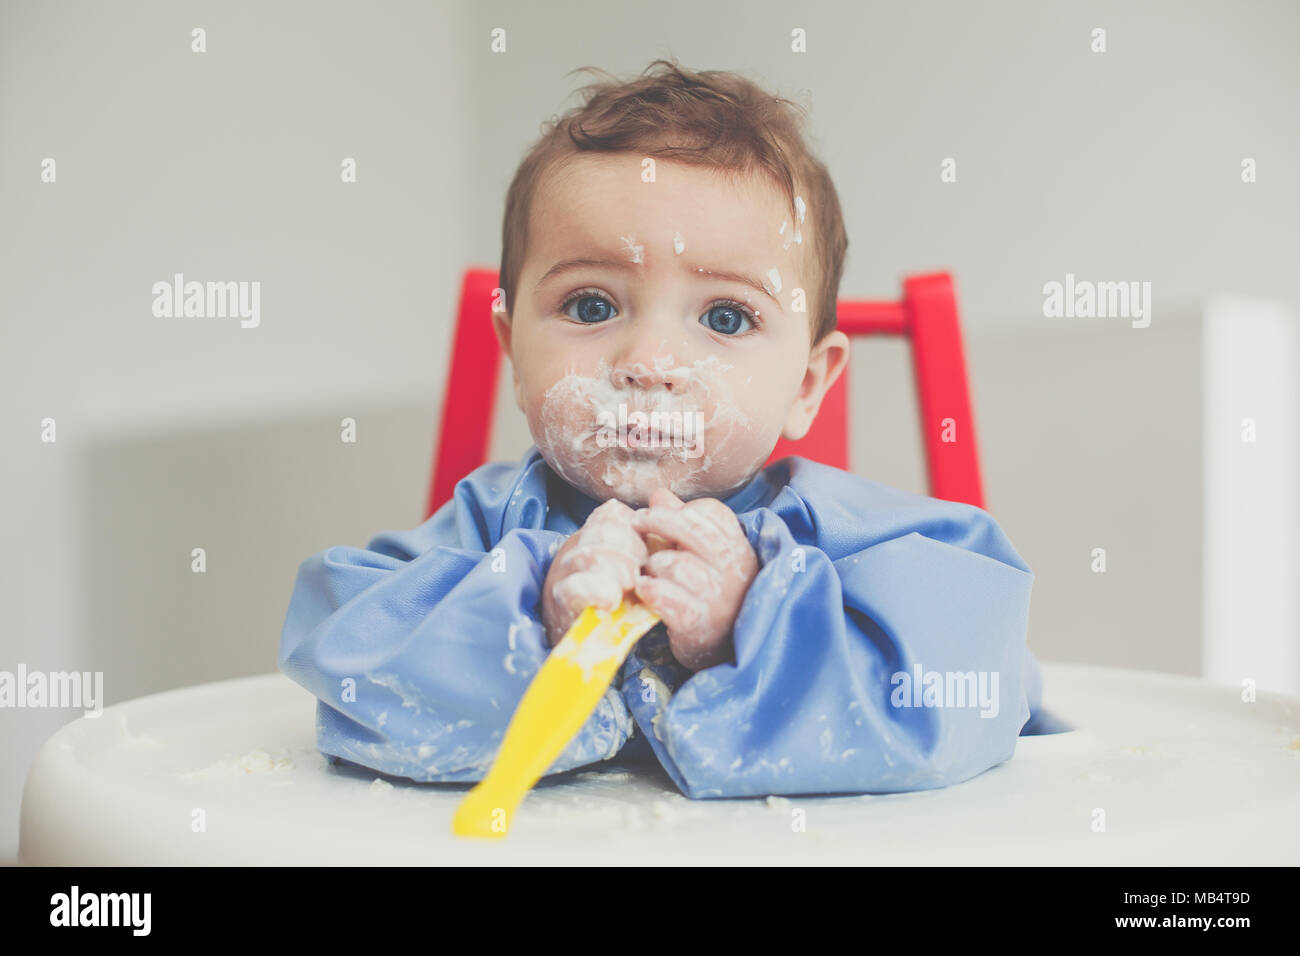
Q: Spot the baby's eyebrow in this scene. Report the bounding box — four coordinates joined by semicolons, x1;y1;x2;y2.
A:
536;256;781;309
691;266;781;308
536;256;633;290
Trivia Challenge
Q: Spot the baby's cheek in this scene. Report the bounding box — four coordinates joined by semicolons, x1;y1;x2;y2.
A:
528;375;607;484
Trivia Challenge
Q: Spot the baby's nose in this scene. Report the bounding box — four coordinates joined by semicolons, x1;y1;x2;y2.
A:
610;358;688;392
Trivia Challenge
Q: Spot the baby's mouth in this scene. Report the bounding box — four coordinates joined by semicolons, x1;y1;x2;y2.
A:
595;403;703;457
625;426;669;449
605;432;670;459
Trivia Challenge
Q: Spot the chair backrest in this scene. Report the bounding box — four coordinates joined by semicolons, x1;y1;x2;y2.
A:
426;269;984;518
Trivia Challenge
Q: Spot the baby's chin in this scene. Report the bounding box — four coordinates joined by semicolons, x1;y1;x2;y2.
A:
542;443;753;508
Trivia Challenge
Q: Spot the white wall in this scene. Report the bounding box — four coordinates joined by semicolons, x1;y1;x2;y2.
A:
4;0;1298;862
0;0;474;861
1203;298;1300;695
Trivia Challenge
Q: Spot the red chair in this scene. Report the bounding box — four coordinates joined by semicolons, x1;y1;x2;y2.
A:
425;269;984;518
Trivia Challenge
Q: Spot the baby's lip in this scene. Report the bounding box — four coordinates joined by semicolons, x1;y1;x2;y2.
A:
622;404;700;420
588;405;704;451
626;429;668;445
619;425;684;453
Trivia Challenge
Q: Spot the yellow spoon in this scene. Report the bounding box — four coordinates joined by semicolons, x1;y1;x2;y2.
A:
451;597;661;838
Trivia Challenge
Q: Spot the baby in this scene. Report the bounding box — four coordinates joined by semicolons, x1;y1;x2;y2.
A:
279;60;1048;800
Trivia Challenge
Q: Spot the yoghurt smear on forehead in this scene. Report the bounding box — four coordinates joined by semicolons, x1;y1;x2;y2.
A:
531;355;770;506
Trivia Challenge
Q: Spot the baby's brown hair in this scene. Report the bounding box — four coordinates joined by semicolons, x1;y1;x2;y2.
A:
499;59;848;345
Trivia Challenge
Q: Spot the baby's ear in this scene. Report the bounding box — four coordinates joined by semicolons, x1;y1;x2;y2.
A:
782;331;850;440
490;309;512;355
489;311;525;413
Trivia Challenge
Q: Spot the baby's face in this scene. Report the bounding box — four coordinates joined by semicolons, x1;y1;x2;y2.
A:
496;153;847;507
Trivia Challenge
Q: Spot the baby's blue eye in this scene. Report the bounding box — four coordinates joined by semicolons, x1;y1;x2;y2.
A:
564;293;617;324
701;303;754;336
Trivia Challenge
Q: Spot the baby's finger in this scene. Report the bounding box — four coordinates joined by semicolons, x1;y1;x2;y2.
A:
684;506;753;572
577;515;647;562
647;488;685;511
645;549;723;600
553;570;624;615
686;496;748;545
631;504;729;559
634;574;709;634
556;545;641;591
591;497;636;521
635;575;721;671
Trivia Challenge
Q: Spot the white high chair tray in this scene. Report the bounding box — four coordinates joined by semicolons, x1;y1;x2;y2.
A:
19;663;1300;865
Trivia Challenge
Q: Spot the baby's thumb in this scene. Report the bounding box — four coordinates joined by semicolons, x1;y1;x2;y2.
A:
648;487;684;510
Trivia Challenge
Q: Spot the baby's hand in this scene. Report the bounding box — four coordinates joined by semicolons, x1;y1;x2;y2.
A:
542;498;648;647
630;489;759;672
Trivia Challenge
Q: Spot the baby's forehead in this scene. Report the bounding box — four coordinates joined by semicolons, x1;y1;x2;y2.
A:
542;153;797;222
531;156;810;279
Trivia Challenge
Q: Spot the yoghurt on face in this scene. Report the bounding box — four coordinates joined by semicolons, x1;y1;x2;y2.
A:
530;354;770;506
